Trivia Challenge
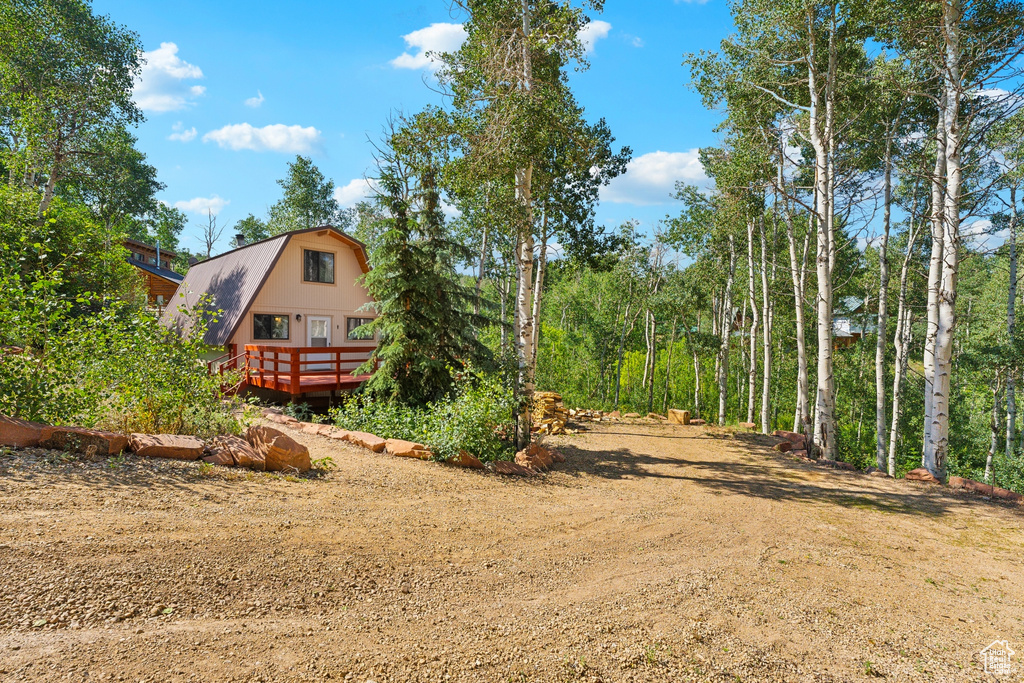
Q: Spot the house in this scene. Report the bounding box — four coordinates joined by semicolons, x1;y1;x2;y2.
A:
163;226;377;399
833;295;876;348
124;238;183;307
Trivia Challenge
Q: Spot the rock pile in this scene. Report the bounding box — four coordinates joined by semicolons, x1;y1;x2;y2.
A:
532;391;569;435
513;442;565;473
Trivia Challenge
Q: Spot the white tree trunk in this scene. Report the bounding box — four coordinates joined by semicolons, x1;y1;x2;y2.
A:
719;235;737;426
888;223;921;476
875;134;893;470
514;165;535;448
923;105;947;462
746;219;760;425
1006;187;1017;464
760;215;773;435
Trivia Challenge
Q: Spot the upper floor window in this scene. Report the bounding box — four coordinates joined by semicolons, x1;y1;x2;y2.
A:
303;249;335;284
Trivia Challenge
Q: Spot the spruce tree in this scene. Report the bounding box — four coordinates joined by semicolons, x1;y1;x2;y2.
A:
357;123;492;406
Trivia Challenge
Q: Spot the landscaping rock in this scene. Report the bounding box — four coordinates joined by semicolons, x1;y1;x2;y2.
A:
773;431;806;449
386;439;431;459
0;415;46;448
608;411;621;419
489;461;538;477
328;429;351;441
452;451;485;469
961;479;994;496
818;459;857;471
869;470;891;478
206;435;262;470
128;434;204;460
738;422;756;430
39;426;127;455
689;418;707;426
245;426;310;473
790;449;809;459
624;412;641;418
265;412;298;426
515;443;555;471
202;451;235;467
344;431;387;453
667;409;690;425
947;476;967;489
773;441;793;453
647;412;667;420
992;487;1023;502
905;468;940;484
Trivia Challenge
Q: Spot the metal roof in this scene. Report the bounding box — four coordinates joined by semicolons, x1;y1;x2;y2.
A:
161;226;370;346
130;260;184;283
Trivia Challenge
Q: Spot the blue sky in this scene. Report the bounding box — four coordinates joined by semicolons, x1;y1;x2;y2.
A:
94;0;734;254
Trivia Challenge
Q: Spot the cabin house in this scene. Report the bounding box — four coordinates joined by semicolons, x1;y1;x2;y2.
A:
124;238;184;307
163;226;377;399
833;296;876;348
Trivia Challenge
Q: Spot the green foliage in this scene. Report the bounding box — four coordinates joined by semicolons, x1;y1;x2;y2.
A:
330;375;515;462
358;115;494;405
268;155;340;233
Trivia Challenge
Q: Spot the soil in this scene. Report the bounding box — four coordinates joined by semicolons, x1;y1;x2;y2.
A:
1;420;1023;682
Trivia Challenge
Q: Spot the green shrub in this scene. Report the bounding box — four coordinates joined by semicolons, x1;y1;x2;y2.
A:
330;374;515;462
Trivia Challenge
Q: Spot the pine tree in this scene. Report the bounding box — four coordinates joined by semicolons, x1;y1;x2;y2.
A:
357;125;492;406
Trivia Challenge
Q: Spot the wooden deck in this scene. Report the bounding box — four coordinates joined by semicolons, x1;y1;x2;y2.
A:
210;345;376;397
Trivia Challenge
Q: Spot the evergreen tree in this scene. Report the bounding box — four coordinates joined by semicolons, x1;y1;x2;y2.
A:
357;121;492;406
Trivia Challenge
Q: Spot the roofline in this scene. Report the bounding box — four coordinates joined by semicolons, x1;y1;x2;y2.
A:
192;225;370;273
129;261;184;283
219;236;290;346
123;237;178;258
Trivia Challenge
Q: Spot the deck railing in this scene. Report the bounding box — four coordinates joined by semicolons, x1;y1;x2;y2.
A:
243;344;377;394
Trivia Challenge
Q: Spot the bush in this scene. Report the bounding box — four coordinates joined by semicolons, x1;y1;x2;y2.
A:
330;374;515;462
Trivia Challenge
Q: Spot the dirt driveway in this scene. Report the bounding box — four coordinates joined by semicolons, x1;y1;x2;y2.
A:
1;421;1022;682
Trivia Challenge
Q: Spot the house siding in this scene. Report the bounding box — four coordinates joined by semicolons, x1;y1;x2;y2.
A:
231;231;373;349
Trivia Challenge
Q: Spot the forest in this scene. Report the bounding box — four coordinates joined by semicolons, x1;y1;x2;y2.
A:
2;0;1024;495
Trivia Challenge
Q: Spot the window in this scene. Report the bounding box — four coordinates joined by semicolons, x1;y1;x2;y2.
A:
346;317;374;341
253;314;289;340
303;249;335;284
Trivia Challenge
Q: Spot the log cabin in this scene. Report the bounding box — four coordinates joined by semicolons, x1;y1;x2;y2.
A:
124;238;183;307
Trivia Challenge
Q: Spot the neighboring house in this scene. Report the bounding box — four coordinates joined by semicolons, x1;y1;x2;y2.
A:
833;295;876;348
163;226;376;399
124;238;183;307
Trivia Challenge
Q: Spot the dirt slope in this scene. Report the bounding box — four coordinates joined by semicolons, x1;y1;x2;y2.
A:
1;421;1022;682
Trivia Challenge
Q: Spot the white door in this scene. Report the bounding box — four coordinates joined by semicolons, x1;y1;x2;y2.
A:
306;316;332;370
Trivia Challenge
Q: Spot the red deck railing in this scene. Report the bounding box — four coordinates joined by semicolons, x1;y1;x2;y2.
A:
242;344;377;396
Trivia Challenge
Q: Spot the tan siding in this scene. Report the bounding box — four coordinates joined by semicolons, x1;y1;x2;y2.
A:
232;231;374;349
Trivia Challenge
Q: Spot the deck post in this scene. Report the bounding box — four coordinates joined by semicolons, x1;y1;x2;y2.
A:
290;348;301;397
335;349;341;387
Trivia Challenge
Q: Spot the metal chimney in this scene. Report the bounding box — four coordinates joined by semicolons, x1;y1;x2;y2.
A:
234;233;246;247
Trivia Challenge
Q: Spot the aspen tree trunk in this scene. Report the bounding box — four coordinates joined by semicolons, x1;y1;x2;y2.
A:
614;300;631;408
474;225;489;315
514;166;536;448
784;201;811;434
987;377;1001;483
719;235;737;425
746;219;759;425
530;221;549;368
760;215;772;434
875;134;894;470
647;317;657;414
924;3;962;480
807;16;836;458
694;350;702;418
888;225;921;476
663;317;677;413
1006;187;1018;463
923;105;947;460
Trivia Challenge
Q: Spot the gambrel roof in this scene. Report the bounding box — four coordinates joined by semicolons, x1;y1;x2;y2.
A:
162;226;370;346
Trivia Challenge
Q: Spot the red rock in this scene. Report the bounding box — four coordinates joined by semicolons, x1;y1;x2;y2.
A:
869;470;891;478
992;487;1023;502
689;418;707;426
947;476;967;489
490;461;538;477
515;442;556;471
667;409;690;425
129;434;205;460
647;412;667;420
0;415;46;448
818;459;857;471
738;422;756;430
773;441;793;453
451;451;485;469
773;430;807;449
608;410;621;418
202;451;235;466
344;431;387;453
790;449;809;459
905;467;940;484
39;426;127;455
962;479;994;496
207;435;261;470
328;429;351;441
549;447;566;463
245;426;310;473
623;412;641;418
299;422;322;435
386;439;431;459
265;412;298;426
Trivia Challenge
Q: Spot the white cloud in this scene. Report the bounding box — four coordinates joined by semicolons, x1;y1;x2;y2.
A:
579;20;612;53
202;123;322;153
631;36;645;48
174;195;229;216
133;42;205;113
602;150;707;205
167;121;197;142
391;23;466;70
334;178;378;207
244;90;265;108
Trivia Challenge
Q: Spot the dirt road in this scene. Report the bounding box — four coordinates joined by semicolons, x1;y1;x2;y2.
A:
1;421;1022;682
